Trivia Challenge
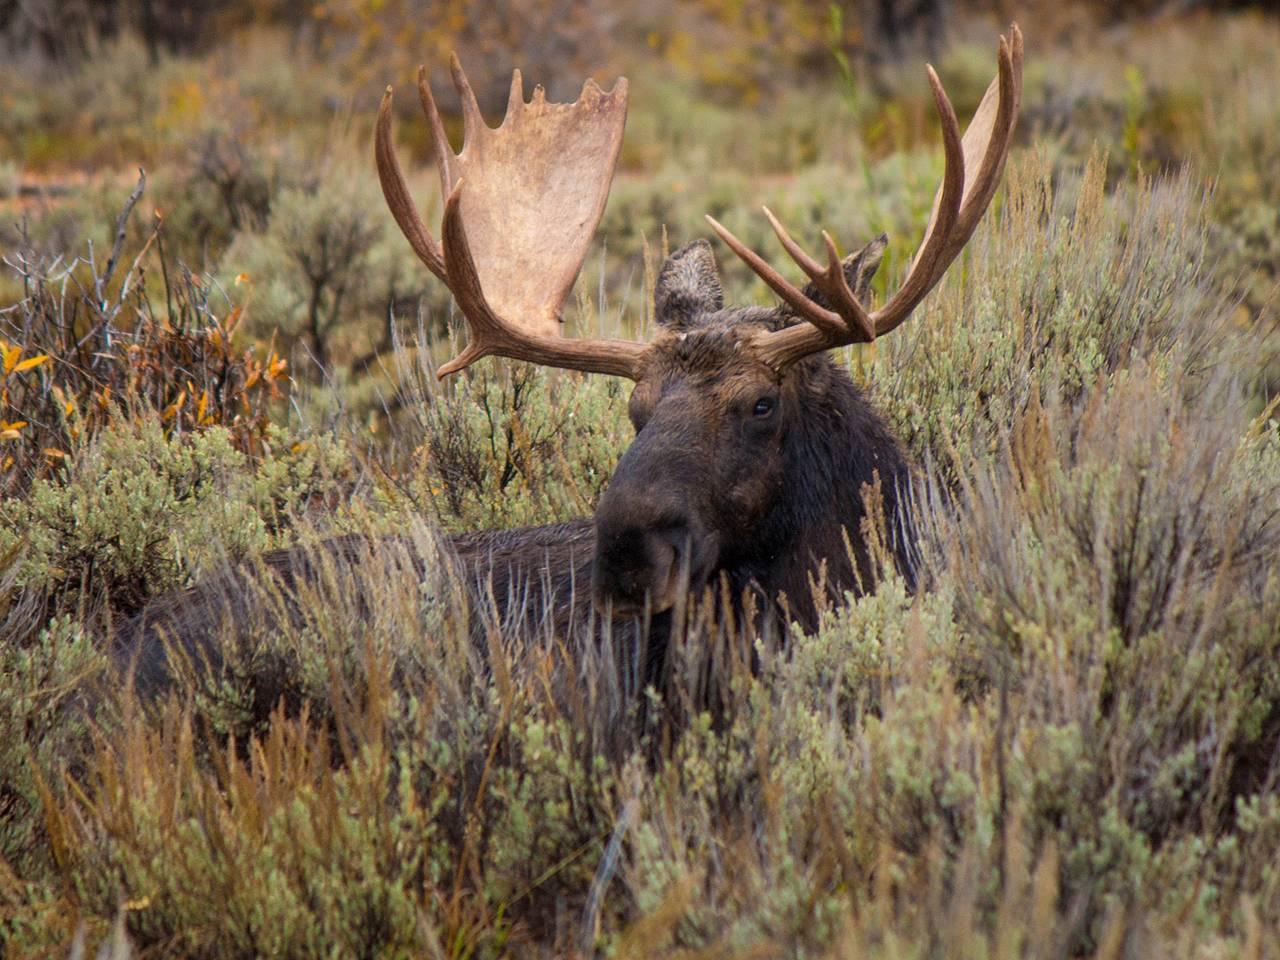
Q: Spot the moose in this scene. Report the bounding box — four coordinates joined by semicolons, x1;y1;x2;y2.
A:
119;27;1023;697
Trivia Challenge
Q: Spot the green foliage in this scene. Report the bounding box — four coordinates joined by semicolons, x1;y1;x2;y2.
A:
0;617;106;882
2;6;1280;958
930;363;1280;915
392;359;632;531
870;153;1234;468
0;179;291;500
0;418;351;621
61;716;441;957
219;162;430;376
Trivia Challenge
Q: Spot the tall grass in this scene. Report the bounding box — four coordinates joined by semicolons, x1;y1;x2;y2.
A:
3;144;1278;955
2;8;1280;958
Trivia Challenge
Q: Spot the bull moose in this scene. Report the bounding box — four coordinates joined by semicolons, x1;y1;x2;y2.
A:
119;27;1024;697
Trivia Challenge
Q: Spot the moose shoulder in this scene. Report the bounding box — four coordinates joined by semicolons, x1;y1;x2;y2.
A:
118;28;1023;693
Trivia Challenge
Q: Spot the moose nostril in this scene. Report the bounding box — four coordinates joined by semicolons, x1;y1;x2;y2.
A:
647;522;689;565
644;528;678;569
596;519;686;571
592;511;692;609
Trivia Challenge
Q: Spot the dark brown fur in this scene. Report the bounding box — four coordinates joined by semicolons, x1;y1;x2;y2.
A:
117;238;915;694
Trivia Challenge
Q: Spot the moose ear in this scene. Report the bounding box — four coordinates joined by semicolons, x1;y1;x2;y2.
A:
654;239;724;329
800;233;889;311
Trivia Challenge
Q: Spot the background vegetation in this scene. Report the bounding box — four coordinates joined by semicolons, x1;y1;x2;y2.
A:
2;1;1279;956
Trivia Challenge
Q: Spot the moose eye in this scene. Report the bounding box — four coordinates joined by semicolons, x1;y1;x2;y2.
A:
752;396;776;418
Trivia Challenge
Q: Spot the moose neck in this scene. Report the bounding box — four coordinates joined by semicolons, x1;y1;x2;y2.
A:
722;358;912;630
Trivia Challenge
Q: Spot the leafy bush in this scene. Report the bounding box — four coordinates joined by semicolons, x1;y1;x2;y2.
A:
0;418;352;628
870;153;1239;468
385;353;632;531
218;160;431;378
0;178;290;498
0;616;106;884
928;361;1280;918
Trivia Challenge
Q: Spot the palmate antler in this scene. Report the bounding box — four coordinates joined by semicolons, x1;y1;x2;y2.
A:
377;28;1022;379
375;55;648;379
706;24;1024;370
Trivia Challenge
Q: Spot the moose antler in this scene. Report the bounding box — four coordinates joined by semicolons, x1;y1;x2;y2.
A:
376;56;649;379
706;25;1024;370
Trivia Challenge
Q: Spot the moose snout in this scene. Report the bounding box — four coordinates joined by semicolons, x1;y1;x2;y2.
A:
592;495;715;617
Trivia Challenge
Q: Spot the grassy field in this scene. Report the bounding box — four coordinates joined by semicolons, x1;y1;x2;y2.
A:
2;3;1280;957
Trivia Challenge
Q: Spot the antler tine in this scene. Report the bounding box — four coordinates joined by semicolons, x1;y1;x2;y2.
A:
877;26;1020;333
417;65;456;198
865;60;967;337
728;25;1022;371
763;207;876;342
449;52;486;148
939;24;1022;269
375;86;447;283
507;68;525;115
704;214;847;338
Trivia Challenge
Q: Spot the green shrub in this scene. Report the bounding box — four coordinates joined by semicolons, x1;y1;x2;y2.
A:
0;616;106;882
927;360;1280;924
217;160;432;378
36;520;630;956
0;177;291;500
869;153;1237;469
0;418;352;623
391;359;632;531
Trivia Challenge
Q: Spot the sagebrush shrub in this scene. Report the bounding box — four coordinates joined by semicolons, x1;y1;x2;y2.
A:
392;357;631;531
926;361;1280;917
0;180;290;499
217;162;432;377
0;616;106;882
0;418;351;624
870;153;1236;467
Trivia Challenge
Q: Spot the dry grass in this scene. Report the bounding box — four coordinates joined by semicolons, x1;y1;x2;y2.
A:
2;6;1279;958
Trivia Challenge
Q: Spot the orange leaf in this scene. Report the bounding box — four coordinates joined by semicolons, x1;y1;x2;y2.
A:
162;390;187;421
13;354;50;374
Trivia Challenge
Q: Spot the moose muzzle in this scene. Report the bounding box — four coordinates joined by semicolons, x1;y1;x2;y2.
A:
591;451;721;616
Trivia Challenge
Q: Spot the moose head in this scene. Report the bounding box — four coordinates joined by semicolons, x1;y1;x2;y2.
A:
375;29;1023;623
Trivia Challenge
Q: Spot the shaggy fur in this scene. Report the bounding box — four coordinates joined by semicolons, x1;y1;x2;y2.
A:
117;238;915;695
